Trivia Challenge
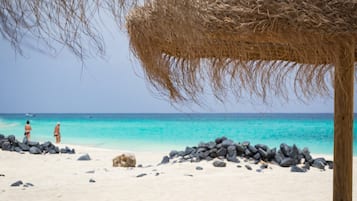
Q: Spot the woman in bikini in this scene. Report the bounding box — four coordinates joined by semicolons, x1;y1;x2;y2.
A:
24;120;32;140
54;122;61;144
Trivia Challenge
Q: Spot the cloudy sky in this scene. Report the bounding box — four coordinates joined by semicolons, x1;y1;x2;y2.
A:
0;26;353;113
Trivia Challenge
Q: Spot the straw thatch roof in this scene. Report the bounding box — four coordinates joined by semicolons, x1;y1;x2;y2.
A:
0;0;139;59
127;0;357;102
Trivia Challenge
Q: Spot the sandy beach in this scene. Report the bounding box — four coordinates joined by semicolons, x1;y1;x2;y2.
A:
0;144;356;201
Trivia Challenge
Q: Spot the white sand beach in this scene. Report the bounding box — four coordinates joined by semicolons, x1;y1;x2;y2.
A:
0;144;356;201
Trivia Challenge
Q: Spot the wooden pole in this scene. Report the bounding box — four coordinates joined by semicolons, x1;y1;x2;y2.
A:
333;39;354;201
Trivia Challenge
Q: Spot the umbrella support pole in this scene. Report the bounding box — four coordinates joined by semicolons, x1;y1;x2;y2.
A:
333;42;354;201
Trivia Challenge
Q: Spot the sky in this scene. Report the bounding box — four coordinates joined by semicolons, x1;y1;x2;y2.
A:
0;25;354;113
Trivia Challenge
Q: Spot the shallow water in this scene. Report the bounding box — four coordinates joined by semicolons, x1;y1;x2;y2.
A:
0;113;356;154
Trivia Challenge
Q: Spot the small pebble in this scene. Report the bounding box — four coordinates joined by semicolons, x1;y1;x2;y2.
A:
237;165;242;168
245;165;252;170
196;166;203;170
25;183;34;187
86;170;95;174
89;179;96;183
184;174;193;177
0;174;5;177
136;173;147;178
260;164;268;169
155;173;160;176
137;164;143;168
10;180;23;187
256;169;262;173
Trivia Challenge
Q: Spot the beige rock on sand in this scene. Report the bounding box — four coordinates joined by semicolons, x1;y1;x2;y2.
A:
112;153;136;167
0;144;356;201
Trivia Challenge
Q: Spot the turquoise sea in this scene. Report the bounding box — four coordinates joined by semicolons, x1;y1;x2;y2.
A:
0;113;356;155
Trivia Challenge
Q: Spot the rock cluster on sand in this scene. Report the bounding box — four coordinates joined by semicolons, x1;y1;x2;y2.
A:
0;134;75;154
112;153;136;167
10;180;34;187
163;137;333;172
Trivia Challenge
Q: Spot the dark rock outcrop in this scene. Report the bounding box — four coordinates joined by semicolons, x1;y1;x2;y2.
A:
162;137;333;172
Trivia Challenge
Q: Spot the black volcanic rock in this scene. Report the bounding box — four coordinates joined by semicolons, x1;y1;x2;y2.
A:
10;180;23;187
213;160;226;167
77;154;91;161
291;165;306;173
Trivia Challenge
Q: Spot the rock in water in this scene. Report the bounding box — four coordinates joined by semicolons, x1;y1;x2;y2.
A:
213;160;226;167
29;147;41;154
112;153;136;167
10;180;23;187
160;156;170;164
77;154;91;161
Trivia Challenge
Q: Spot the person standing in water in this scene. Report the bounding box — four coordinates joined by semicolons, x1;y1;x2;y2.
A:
24;120;32;140
54;122;61;144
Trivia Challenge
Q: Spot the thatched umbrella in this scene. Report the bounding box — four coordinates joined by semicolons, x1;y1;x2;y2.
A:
126;0;356;200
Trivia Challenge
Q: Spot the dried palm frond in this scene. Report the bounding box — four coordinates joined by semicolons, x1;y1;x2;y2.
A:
127;0;357;102
0;0;139;59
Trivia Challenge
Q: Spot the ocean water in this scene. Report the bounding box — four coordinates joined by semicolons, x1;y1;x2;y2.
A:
0;113;356;155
